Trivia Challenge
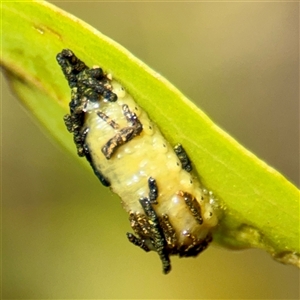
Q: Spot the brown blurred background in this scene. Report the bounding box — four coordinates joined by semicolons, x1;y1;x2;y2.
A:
2;2;299;299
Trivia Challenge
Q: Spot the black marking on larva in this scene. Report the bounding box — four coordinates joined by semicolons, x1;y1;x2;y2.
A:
160;214;177;251
63;113;85;157
139;197;171;274
57;49;118;159
179;232;212;257
126;232;151;253
127;177;171;273
81;128;111;187
57;49;117;103
97;111;119;130
129;211;153;239
174;144;192;172
178;191;203;225
101;104;143;160
148;177;158;204
56;49;88;88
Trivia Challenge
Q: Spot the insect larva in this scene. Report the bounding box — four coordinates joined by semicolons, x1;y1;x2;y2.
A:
56;49;218;274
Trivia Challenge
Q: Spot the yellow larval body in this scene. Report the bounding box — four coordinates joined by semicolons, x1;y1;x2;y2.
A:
57;49;218;273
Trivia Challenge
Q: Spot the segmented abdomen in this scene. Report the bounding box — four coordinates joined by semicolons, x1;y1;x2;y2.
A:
84;81;217;246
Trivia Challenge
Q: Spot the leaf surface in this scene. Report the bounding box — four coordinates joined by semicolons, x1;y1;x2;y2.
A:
2;0;299;267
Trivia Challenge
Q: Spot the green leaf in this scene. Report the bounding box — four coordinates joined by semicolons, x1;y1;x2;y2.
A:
2;1;299;267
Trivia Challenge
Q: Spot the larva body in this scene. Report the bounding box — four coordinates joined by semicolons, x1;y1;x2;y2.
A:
57;49;218;273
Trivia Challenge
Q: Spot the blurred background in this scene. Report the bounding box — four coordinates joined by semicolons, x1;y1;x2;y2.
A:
2;2;299;299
